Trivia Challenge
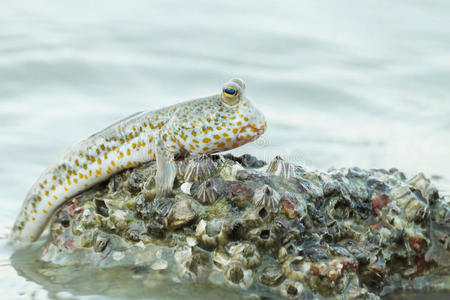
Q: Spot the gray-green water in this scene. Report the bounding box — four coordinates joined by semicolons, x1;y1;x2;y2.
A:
1;0;449;299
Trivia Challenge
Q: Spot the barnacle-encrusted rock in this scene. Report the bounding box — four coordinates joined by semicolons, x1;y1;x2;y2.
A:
34;154;449;299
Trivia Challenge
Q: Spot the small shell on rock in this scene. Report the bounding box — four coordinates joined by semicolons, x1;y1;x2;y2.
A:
259;264;285;287
248;226;277;248
146;220;167;238
220;161;245;181
282;256;310;282
94;234;110;252
186;236;197;247
126;171;145;194
94;198;109;217
184;155;217;182
212;247;230;270
407;172;440;203
134;194;152;220
195;219;228;249
279;279;306;299
110;210;129;232
278;242;301;263
197;179;220;205
180;182;193;195
174;246;212;281
151;198;174;219
253;185;280;212
390;186;428;222
228;242;261;269
222;153;266;169
266;156;296;179
168;199;197;230
224;261;253;289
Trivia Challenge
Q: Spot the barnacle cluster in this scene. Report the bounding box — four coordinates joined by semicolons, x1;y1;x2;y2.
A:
41;155;449;299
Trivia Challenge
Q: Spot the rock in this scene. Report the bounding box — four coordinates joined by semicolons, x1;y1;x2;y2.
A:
39;153;449;299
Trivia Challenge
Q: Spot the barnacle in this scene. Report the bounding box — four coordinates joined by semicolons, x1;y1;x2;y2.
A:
228;242;261;269
195;219;228;249
184;155;217;182
253;184;280;212
224;261;253;289
196;179;220;204
266;156;296;179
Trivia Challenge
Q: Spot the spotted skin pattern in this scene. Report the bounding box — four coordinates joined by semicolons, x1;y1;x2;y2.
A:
11;78;267;242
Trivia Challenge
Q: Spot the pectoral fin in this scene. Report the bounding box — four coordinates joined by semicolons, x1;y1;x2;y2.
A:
155;134;177;197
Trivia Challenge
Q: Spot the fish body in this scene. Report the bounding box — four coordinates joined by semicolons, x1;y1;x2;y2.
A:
11;78;267;242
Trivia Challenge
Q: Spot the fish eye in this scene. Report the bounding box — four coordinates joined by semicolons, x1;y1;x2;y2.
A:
223;87;237;96
220;78;245;107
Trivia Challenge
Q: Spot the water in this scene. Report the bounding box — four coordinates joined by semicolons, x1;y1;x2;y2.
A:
1;0;449;299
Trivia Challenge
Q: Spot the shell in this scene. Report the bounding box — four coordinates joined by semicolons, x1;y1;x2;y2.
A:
266;156;296;179
94;234;109;253
195;219;228;249
228;242;261;269
248;226;277;248
184;155;217;182
282;256;310;282
219;160;245;180
227;205;271;241
279;280;306;299
196;179;220;205
168;199;197;230
212;247;230;270
389;186;429;222
224;261;253;289
278;243;299;263
174;246;212;281
253;185;280;212
180;182;193;195
407;172;439;203
259;264;285;287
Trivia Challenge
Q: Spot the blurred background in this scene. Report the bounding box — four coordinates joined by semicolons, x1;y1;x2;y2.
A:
0;0;449;299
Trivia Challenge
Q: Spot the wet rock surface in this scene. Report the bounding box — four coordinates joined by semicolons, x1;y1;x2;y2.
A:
42;154;450;299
